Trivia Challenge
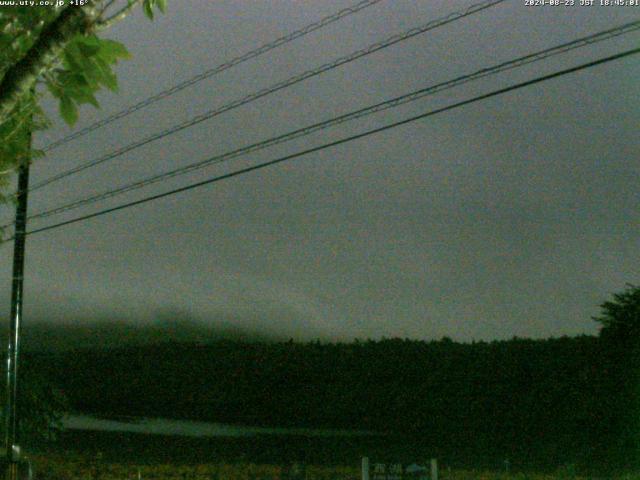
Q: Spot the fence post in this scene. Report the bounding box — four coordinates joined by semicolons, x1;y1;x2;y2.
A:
362;457;369;480
429;459;437;480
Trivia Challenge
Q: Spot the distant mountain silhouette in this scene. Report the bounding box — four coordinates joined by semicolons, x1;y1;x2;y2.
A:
0;313;281;352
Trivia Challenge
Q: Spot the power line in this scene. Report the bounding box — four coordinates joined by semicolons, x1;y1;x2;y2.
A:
16;19;640;225
29;0;505;193
41;0;387;152
20;46;640;238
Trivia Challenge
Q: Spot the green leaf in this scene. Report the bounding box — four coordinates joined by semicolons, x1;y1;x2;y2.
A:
62;44;83;72
58;71;89;88
156;0;167;13
77;42;99;58
45;81;63;99
143;0;154;20
79;34;101;48
72;88;100;108
59;96;78;126
31;149;45;159
97;39;131;62
92;57;119;91
75;57;103;86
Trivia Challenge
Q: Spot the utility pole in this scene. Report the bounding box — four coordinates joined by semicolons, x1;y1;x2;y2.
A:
4;130;31;480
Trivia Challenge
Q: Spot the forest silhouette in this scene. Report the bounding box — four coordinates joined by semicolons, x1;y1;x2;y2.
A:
12;285;640;473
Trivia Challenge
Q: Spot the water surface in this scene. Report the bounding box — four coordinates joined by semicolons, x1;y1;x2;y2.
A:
63;415;378;438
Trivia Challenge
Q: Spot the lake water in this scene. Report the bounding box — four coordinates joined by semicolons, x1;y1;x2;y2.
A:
62;415;378;438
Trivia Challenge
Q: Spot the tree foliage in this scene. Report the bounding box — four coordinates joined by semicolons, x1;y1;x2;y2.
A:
30;335;611;471
0;0;166;201
0;0;166;442
592;284;640;468
593;283;640;341
14;285;640;470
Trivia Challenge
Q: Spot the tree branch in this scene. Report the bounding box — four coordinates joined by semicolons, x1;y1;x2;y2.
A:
0;1;101;127
99;0;119;15
96;0;143;31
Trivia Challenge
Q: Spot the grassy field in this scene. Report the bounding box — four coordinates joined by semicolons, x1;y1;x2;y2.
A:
24;429;634;480
28;453;638;480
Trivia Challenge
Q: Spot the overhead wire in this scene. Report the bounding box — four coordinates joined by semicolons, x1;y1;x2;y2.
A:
13;19;640;226
29;0;506;193
18;46;640;238
41;0;387;152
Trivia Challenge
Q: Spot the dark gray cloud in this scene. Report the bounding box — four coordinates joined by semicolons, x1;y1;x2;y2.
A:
1;0;638;344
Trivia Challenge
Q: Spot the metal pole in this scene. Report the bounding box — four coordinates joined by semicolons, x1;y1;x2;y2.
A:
4;144;30;473
361;457;369;480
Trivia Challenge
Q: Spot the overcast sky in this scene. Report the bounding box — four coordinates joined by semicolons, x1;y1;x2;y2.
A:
1;0;638;343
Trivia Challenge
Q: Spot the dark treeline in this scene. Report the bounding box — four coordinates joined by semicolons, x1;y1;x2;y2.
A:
22;332;638;473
